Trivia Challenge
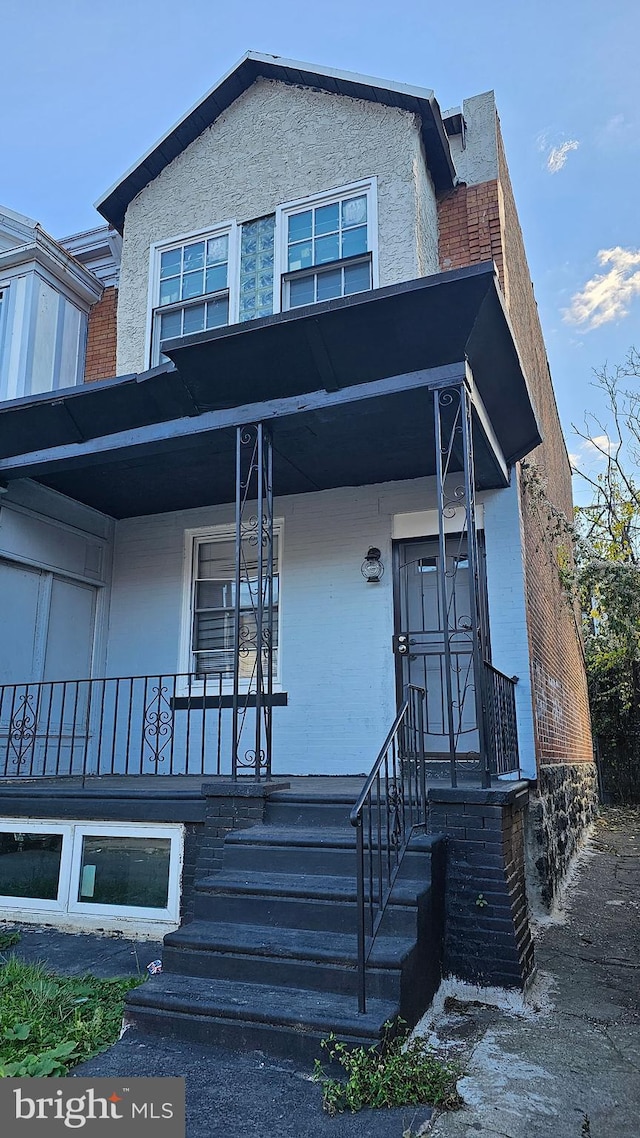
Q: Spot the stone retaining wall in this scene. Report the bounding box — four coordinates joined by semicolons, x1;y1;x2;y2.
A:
526;762;598;910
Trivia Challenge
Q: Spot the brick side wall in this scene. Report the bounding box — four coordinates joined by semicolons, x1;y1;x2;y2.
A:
438;131;593;770
438;181;504;288
428;785;535;988
494;121;593;766
84;286;117;383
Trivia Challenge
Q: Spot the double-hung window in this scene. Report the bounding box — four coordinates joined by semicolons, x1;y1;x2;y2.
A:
277;180;377;311
150;224;236;365
184;524;281;685
149;180;378;361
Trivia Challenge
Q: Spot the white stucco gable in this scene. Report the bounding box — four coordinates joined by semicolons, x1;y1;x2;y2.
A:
116;76;441;374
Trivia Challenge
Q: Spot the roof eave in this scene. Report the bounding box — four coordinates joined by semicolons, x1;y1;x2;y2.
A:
95;52;456;232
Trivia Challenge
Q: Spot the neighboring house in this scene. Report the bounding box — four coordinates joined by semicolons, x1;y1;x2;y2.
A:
0;54;596;1054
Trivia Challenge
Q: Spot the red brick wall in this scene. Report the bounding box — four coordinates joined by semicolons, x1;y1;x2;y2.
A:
84;286;118;383
438;181;504;289
437;130;593;769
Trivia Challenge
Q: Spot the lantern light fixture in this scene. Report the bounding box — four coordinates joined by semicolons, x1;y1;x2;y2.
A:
361;547;384;584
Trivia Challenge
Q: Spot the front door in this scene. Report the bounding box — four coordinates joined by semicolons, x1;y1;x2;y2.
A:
393;537;487;756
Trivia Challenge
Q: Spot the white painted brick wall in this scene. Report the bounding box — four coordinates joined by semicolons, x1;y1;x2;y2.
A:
106;477;534;776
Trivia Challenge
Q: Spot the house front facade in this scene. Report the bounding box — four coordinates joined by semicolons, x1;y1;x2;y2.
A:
0;54;597;1047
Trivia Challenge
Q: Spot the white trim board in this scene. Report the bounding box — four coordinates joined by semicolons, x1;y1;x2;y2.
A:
392;506;485;540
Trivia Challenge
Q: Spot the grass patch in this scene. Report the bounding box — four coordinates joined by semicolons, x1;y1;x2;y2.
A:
0;956;144;1076
313;1025;462;1116
0;931;21;951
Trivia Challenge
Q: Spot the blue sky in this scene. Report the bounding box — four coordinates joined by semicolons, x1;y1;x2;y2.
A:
2;0;639;481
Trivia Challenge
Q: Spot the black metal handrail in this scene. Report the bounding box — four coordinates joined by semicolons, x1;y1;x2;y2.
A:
483;662;520;777
350;684;427;1014
0;673;227;779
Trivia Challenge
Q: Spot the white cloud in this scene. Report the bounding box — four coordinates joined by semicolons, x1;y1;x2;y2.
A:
563;247;640;329
546;139;580;173
568;452;581;469
581;435;619;462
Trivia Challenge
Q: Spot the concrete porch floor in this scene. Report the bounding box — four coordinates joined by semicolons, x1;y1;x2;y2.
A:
0;771;492;798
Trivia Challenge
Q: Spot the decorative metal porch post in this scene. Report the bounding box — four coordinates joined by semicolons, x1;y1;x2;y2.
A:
433;382;490;789
231;423;275;780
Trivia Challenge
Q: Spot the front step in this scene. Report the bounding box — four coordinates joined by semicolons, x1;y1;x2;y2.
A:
193;869;428;934
222;824;438;876
163;919;414;1000
125;792;445;1061
126;974;397;1064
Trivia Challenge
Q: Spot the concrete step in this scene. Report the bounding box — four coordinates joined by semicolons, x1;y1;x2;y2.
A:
222;825;437;876
126;974;397;1063
163;919;413;999
192;869;429;934
264;793;355;827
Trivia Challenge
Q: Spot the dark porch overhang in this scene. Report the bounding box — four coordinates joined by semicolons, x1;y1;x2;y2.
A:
0;264;541;519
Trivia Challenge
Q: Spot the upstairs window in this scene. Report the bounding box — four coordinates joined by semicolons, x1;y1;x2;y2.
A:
150;225;236;365
277;180;377;311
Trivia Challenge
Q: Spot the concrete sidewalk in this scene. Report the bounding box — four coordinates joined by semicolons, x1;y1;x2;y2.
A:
423;808;640;1138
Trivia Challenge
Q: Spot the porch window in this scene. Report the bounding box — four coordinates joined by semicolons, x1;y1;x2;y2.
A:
278;180;377;311
150;225;236;365
187;526;281;683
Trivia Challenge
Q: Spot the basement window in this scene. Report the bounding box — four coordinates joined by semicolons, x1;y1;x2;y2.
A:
0;820;182;924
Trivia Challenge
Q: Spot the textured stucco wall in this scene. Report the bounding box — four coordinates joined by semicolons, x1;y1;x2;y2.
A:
116;78;439;373
448;92;499;187
414;139;440;277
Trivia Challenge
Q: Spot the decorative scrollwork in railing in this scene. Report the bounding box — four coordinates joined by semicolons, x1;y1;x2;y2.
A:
143;683;173;767
387;784;404;848
8;692;37;773
237;748;267;771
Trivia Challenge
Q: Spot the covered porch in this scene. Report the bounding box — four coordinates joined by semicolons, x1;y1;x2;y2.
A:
0;262;540;790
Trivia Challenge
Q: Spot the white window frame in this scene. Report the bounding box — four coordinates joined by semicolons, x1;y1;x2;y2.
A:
274;177;379;315
178;520;284;693
0;821;72;913
0;820;182;924
67;822;182;923
147;220;240;369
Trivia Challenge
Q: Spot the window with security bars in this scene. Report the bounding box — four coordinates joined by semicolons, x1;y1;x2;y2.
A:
281;186;374;310
191;532;280;680
151;230;232;365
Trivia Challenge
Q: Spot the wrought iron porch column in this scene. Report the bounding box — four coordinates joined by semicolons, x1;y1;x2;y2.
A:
231;423;275;780
433;382;490;789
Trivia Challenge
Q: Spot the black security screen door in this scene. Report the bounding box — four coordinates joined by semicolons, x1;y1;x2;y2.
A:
394;537;488;756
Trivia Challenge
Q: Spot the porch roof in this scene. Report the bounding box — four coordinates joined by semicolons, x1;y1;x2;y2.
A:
0;264;541;519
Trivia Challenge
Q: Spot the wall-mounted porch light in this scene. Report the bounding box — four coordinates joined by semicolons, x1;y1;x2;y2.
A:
361;547;384;584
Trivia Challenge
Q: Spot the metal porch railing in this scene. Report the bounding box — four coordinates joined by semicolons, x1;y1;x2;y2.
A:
0;673;228;779
483;662;520;777
350;684;427;1014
